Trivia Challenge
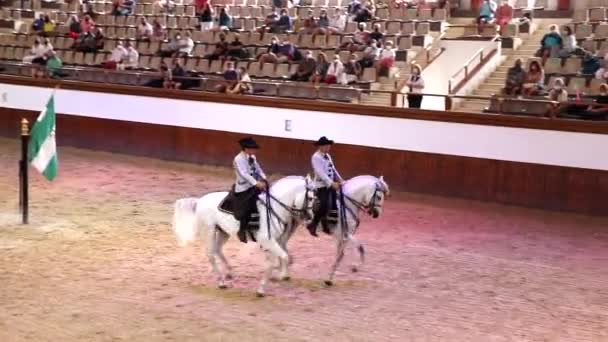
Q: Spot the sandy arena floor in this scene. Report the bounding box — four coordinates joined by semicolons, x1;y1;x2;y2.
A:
0;137;607;342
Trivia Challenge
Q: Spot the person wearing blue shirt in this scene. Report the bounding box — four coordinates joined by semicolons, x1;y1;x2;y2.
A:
476;0;497;33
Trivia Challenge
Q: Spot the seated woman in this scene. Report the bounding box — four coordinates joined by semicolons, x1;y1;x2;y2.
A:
495;0;513;35
310;52;329;85
67;15;81;39
522;60;544;96
503;58;526;96
137;17;154;40
41;15;56;36
538;25;562;64
343;54;362;83
376;40;395;77
547;78;568;102
476;0;497;34
227;67;253;95
558;26;578;58
584;83;608;119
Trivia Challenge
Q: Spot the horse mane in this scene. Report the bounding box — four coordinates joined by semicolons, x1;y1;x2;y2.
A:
270;176;305;197
344;175;390;193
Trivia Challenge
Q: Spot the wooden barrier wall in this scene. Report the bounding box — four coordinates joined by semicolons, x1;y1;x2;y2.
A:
1;107;607;216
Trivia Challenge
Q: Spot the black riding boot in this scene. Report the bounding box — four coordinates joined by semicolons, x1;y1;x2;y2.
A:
306;218;319;237
237;220;248;243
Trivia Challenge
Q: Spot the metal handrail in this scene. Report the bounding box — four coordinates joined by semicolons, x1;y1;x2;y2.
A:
447;47;484;95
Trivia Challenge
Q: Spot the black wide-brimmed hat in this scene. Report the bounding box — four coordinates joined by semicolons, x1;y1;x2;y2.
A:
239;137;260;149
314;136;334;146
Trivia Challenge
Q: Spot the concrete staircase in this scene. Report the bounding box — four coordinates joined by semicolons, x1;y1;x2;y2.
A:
455;19;572;113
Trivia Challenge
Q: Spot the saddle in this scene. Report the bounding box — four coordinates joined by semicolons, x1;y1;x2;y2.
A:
218;190;260;230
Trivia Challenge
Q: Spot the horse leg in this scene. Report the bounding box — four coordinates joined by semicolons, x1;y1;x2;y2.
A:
347;234;365;273
276;221;297;281
215;229;234;280
206;227;226;289
257;240;288;297
325;229;348;286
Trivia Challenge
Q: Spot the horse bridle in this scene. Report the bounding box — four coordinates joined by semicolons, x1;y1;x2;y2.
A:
342;183;388;217
264;178;314;223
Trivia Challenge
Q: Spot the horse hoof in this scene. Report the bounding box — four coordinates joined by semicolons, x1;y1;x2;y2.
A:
256;292;265;298
351;266;358;273
281;276;291;282
225;274;234;280
324;280;333;287
218;284;228;290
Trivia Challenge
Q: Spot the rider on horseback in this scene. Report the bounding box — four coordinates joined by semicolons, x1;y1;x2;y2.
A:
306;136;344;237
233;137;267;243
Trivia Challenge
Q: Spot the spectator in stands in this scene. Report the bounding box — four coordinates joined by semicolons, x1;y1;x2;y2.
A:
358;39;379;69
299;10;317;34
311;52;330;85
226;34;249;60
547;78;568;102
595;60;608;82
406;64;425;108
176;31;194;57
377;40;395;77
369;24;384;43
538;25;562;65
153;0;176;14
67;15;81;39
112;0;135;16
558;26;578;58
42;15;56;36
32;14;44;33
344;53;362;83
276;37;296;62
325;54;345;85
169;60;186;89
23;37;45;64
216;7;232;31
582;51;601;76
206;33;229;60
259;10;279;32
584;83;608;119
258;36;281;63
227;67;252;94
160;62;174;89
353;4;374;23
328;8;346;34
273;9;293;33
199;2;214;31
495;0;513;35
476;0;497;34
217;61;239;92
195;0;210;15
503;58;526;96
522;60;544;96
347;0;362;17
152;19;167;41
105;41;127;69
137;17;154;40
291;51;316;81
313;9;330;40
45;51;64;79
340;23;368;52
81;14;95;34
122;42;139;70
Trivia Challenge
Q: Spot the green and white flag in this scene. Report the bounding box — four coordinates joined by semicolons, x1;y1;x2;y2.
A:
28;94;58;181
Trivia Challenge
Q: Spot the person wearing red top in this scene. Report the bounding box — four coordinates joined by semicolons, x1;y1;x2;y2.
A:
495;0;513;34
195;0;210;14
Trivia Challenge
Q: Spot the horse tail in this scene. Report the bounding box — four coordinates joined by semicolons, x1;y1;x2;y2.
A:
172;197;200;247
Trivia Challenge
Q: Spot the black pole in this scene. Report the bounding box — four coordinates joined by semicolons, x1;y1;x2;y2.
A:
20;118;29;225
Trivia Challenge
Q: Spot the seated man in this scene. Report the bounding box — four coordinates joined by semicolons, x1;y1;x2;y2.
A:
290;51;316;81
503;58;526;96
231;137;267;243
476;0;497;34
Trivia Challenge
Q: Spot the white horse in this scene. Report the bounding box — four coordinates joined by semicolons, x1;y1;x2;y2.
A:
286;175;390;285
172;175;314;297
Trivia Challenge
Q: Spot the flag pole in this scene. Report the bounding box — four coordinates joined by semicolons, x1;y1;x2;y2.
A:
19;118;29;224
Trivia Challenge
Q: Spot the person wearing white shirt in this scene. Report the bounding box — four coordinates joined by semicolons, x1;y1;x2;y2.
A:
406;63;425;108
177;31;194;56
325;55;345;85
328;8;346;34
120;43;139;69
137;17;154;40
106;41;127;69
23;38;45;63
376;40;395;76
